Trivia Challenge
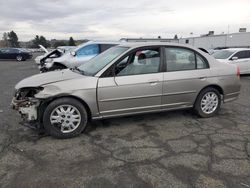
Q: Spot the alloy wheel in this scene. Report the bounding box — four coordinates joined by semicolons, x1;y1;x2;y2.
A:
200;92;219;114
50;105;81;133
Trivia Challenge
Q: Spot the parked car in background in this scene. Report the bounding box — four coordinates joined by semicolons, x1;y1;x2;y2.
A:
36;41;119;72
12;42;241;138
212;48;250;74
0;48;32;61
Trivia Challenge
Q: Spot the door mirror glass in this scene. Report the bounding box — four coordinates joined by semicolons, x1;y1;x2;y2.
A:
231;56;238;61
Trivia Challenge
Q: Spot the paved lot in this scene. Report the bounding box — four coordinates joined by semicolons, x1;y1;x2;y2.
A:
0;58;250;188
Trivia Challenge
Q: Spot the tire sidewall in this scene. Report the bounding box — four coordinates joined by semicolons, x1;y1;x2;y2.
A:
43;98;88;138
195;88;221;118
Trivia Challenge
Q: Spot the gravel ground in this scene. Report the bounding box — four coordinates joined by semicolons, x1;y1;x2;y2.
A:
0;58;250;188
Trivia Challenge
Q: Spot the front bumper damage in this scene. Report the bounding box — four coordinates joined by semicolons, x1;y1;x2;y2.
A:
11;97;42;129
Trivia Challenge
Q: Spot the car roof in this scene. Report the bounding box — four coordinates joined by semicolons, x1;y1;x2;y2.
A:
220;48;250;51
117;42;197;49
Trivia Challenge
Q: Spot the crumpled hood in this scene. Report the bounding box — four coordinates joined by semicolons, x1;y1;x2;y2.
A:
52;52;71;63
15;69;82;89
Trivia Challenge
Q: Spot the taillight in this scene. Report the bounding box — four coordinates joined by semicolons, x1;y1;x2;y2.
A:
237;66;240;78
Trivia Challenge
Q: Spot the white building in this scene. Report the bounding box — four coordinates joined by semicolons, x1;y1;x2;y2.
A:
179;32;250;49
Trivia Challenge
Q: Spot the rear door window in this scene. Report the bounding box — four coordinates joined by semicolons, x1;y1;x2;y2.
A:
196;54;208;69
165;47;196;71
165;47;208;71
9;49;19;53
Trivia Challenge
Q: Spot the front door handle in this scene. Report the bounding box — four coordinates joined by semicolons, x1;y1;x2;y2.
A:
199;77;207;81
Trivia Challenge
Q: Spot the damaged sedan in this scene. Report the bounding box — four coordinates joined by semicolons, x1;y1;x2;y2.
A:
36;41;119;73
12;43;241;138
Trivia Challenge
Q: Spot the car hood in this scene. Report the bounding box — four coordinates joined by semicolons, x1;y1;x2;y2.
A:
39;45;48;53
215;59;229;63
52;52;71;63
15;69;82;89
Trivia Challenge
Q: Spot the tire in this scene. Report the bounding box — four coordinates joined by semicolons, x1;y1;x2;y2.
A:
16;55;23;61
194;87;221;118
43;98;88;139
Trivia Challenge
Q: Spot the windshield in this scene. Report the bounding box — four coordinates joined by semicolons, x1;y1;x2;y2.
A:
212;50;236;59
77;46;129;76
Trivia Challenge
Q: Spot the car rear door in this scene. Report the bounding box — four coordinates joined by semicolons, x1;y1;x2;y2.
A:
162;47;210;109
97;47;164;117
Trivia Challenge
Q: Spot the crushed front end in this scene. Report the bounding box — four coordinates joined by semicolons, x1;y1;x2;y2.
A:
11;87;43;129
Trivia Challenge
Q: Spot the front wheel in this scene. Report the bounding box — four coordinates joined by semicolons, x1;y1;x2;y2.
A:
16;55;23;61
43;98;88;138
194;87;221;118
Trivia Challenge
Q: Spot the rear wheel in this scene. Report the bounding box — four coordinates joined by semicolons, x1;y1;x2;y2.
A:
43;98;88;138
16;55;23;61
194;87;221;118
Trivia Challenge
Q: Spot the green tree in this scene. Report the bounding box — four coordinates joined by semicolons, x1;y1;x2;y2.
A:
68;37;76;46
8;31;19;47
31;35;50;48
32;35;40;48
39;36;50;48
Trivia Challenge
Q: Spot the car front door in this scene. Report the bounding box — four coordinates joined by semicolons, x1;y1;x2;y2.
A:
9;49;19;59
230;50;250;74
97;47;164;117
162;47;210;109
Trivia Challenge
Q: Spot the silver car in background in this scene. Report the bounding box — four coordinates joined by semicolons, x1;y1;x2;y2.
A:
12;42;241;138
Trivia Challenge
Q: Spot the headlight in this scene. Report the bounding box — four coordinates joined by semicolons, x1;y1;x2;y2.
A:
45;61;53;68
45;58;53;63
35;85;61;98
16;87;44;100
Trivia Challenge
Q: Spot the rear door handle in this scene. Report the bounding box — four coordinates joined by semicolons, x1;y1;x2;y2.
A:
148;79;159;85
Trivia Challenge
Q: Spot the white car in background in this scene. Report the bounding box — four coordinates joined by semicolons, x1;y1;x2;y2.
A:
212;48;250;74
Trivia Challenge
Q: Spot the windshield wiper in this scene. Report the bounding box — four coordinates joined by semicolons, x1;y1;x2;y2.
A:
71;67;85;75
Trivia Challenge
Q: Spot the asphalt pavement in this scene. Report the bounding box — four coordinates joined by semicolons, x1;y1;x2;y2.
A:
0;59;250;188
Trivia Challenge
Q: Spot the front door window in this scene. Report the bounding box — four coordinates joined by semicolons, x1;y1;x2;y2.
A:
115;48;160;76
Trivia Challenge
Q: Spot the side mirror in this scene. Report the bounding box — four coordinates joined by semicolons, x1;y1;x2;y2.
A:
70;51;76;56
231;56;238;61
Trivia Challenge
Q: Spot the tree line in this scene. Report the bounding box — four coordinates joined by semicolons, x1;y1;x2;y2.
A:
1;31;76;48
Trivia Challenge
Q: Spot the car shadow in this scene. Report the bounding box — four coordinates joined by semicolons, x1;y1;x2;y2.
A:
85;109;195;134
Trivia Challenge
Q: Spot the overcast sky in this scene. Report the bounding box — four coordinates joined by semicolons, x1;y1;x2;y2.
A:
0;0;250;41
